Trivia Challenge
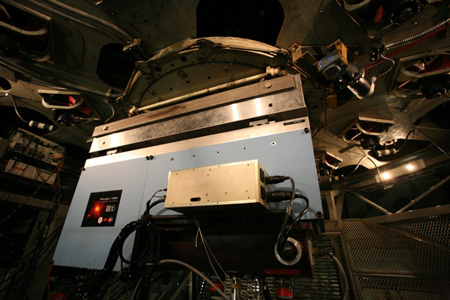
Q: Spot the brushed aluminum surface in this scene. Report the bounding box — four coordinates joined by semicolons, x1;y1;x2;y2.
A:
90;74;306;153
165;159;269;211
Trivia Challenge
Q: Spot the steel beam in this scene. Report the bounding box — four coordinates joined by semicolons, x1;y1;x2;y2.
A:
349;191;392;215
396;174;450;213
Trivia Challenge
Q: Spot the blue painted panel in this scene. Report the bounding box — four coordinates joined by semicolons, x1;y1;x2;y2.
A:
143;129;322;219
54;128;322;270
53;157;149;270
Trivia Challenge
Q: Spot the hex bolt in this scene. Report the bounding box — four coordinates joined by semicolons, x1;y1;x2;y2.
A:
264;82;272;89
103;126;108;131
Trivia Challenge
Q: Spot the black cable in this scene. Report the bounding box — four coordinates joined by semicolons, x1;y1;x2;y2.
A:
102;190;165;299
89;217;160;299
118;222;148;265
146;198;165;216
264;175;290;184
119;222;160;265
281;194;310;244
345;156;367;177
92;189;166;299
415;128;450;159
107;220;156;266
263;176;308;255
275;177;296;254
144;189;167;216
396;129;416;154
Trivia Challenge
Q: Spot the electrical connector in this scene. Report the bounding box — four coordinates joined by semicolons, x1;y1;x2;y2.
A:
264;175;290;184
266;191;306;202
266;191;294;202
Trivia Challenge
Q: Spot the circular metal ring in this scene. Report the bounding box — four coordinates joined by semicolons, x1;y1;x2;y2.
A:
274;237;302;266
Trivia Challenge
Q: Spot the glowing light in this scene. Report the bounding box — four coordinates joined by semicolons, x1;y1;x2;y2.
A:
94;205;101;212
381;172;391;180
406;164;415;171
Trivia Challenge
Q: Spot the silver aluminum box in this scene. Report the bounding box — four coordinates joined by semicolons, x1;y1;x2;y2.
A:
165;159;269;212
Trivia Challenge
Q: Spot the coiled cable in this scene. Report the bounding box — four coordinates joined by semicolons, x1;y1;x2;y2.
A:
385;18;450;50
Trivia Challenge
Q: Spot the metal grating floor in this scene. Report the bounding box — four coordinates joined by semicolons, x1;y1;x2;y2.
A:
271;238;342;300
340;219;450;300
356;276;450;300
384;214;450;248
218;239;342;300
342;220;450;276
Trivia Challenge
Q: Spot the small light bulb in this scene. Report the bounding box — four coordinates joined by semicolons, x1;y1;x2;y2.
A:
381;172;391;180
406;164;414;171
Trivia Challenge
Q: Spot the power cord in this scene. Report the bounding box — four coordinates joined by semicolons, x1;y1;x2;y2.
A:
274;176;296;255
88;189;166;299
264;176;310;260
144;188;167;216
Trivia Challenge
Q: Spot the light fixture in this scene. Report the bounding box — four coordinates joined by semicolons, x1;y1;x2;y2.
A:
377;159;426;183
405;163;415;171
381;172;392;180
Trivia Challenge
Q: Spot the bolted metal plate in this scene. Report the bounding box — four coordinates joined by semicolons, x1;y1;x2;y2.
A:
90;74;306;153
125;37;292;108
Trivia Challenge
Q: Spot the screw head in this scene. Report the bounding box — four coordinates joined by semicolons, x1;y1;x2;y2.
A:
304;128;310;133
